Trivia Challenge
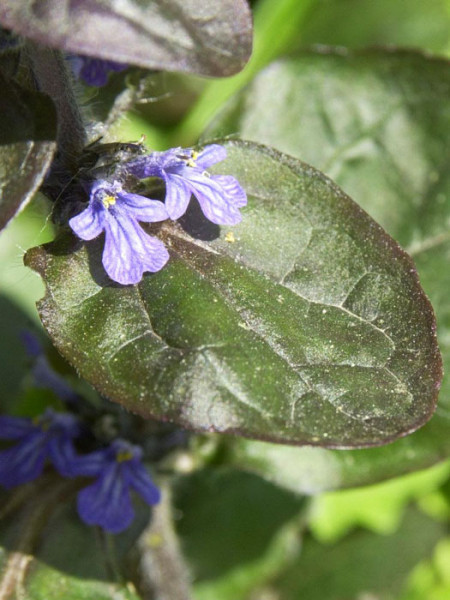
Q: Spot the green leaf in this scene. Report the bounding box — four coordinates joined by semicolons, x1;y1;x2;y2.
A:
400;537;450;600
300;0;450;54
173;469;304;582
0;0;252;77
172;468;304;600
174;472;445;600
26;140;441;448
308;460;450;543
0;478;145;599
0;75;56;232
205;49;450;488
266;508;446;600
174;0;450;145
0;195;54;319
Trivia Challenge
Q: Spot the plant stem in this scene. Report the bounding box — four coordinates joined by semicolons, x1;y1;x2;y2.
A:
134;480;192;600
26;42;86;170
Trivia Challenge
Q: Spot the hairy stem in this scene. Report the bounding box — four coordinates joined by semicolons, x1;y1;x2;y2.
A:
134;480;192;600
25;42;86;170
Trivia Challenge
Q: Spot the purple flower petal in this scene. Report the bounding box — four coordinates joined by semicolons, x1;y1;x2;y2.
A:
195;144;227;169
176;170;245;225
0;410;81;489
102;213;169;285
124;144;246;225
0;431;47;488
69;203;105;241
164;174;193;220
47;434;79;477
69;180;170;285
211;175;247;208
0;415;34;440
21;330;43;358
32;357;79;403
125;148;181;179
77;463;134;533
71;57;128;87
20;332;79;404
107;61;129;74
68;447;110;478
117;192;168;223
75;440;160;533
46;410;81;435
126;460;161;506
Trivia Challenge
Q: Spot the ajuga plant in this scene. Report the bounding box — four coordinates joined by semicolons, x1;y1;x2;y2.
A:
0;1;448;598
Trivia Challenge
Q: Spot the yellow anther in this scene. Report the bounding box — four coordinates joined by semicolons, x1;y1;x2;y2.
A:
102;194;117;209
116;449;133;463
186;150;199;168
224;231;235;243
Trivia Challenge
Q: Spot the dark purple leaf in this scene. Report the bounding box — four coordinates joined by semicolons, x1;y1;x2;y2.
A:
25;141;442;448
0;0;253;77
0;74;56;232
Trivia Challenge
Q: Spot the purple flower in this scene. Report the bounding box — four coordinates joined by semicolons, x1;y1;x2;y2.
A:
0;409;80;489
69;180;169;285
126;144;247;224
69;55;128;87
72;439;160;533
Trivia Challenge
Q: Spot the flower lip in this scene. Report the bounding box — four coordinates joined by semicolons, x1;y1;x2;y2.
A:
74;438;160;533
125;144;247;225
69;179;170;285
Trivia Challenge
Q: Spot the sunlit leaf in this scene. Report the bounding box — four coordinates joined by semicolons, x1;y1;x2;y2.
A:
205;49;450;488
26;140;441;448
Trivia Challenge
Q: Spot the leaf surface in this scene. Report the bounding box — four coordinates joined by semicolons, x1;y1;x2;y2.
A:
26;140;441;448
0;75;56;232
205;49;450;488
0;0;252;77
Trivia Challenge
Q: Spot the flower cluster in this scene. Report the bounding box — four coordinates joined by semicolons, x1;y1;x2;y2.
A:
0;413;160;533
69;144;246;285
72;439;160;533
0;334;161;534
